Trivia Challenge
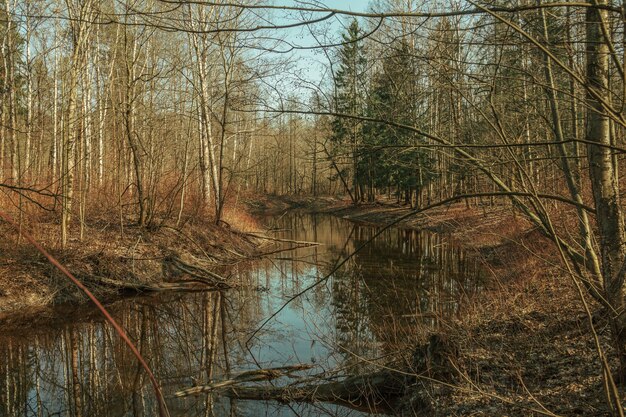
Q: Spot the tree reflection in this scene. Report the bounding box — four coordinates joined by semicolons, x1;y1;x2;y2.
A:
0;212;483;416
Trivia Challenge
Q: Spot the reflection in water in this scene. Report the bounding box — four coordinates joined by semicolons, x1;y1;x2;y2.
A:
0;212;484;417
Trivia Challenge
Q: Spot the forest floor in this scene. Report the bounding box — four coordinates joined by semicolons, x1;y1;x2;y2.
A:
0;207;266;328
263;195;617;416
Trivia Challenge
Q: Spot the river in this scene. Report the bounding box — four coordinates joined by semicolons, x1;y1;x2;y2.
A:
0;211;485;417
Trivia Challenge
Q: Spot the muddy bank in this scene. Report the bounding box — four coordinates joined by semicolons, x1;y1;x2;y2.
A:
0;214;265;323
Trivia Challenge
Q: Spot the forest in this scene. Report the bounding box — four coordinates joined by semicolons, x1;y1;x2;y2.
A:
1;0;626;416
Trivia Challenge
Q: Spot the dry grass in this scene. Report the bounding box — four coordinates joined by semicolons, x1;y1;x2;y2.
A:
222;204;262;232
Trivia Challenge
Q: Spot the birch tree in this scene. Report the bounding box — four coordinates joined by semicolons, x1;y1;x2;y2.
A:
61;0;95;247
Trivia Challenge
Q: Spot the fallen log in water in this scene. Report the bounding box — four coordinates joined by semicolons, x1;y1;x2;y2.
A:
175;365;314;397
242;232;322;247
94;275;228;293
175;365;417;413
219;368;416;412
174;335;456;414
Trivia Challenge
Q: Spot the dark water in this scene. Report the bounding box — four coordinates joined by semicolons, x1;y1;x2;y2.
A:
0;211;484;417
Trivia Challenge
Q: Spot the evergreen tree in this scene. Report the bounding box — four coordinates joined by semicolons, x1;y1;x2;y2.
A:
364;40;434;205
330;19;368;203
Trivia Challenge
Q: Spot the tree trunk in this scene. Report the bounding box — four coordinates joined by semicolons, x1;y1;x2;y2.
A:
123;18;146;227
63;42;80;247
586;1;626;380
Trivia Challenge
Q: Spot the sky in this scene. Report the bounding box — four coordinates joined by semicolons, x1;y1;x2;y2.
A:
264;1;373;105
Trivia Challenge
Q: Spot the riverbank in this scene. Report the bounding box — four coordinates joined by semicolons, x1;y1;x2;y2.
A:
259;196;616;415
0;208;265;324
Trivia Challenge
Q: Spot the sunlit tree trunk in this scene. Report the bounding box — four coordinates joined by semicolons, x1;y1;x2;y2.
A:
51;18;60;182
188;5;220;212
24;0;33;179
121;11;149;227
62;0;94;247
3;0;18;183
0;3;9;178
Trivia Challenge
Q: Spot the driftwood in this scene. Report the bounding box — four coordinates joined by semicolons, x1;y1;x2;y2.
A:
242;232;323;257
244;233;322;247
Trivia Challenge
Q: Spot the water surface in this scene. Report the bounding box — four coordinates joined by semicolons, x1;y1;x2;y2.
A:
0;211;484;417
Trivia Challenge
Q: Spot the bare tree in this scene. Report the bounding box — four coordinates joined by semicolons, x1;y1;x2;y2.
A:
61;0;95;247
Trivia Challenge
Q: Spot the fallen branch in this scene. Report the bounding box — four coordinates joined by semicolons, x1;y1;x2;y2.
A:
175;365;415;412
255;244;320;257
160;226;249;263
244;232;322;246
175;364;314;397
94;276;227;293
163;255;231;289
175;336;455;413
